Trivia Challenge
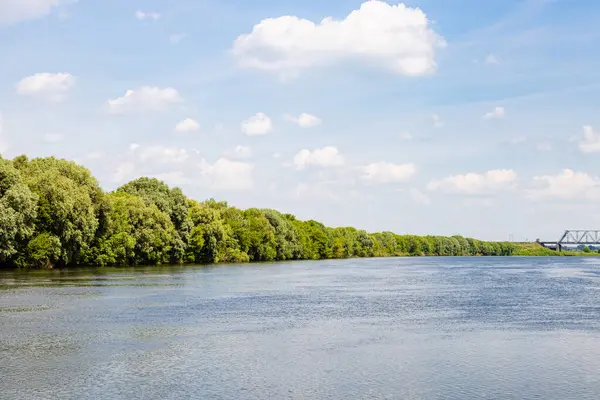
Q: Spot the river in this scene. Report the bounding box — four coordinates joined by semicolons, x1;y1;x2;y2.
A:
2;257;600;399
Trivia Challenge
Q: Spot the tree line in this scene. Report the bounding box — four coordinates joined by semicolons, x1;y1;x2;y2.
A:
0;155;518;268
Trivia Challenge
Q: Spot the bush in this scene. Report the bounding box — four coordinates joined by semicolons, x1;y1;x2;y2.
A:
17;233;61;268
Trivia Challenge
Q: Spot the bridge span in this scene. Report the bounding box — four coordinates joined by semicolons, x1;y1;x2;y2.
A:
538;230;600;251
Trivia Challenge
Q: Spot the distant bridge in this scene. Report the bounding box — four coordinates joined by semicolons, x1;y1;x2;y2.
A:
538;230;600;251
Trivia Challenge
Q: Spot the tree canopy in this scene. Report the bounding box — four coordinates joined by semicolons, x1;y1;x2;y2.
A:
0;154;520;268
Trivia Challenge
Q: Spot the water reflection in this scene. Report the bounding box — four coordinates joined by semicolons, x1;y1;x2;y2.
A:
2;257;600;399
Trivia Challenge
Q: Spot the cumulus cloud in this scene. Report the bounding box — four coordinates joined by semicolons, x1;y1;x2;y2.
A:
135;10;160;20
169;33;187;44
409;188;431;205
223;145;253;159
360;161;416;183
483;106;505;120
137;145;189;164
399;132;413;140
16;73;75;102
485;54;499;65
536;142;552;152
432;114;444;128
293;146;345;170
175;118;200;133
43;133;65;143
0;0;62;25
112;162;136;183
526;169;600;201
0;114;7;153
198;158;254;190
151;171;190;186
232;0;445;78
507;136;527;145
85;151;104;160
292;181;342;202
579;125;600;153
106;87;183;114
428;169;517;194
241;113;272;135
285;113;322;128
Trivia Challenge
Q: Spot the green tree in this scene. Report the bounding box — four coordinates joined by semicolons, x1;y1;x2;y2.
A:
0;153;548;268
15;156;102;265
187;200;248;263
16;233;61;268
0;158;38;264
240;208;277;261
118;178;192;262
261;209;301;260
85;192;175;266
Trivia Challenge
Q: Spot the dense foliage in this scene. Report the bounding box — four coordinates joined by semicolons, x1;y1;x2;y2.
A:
0;155;528;268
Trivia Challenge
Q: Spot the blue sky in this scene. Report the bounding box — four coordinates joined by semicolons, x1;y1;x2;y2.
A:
1;0;600;241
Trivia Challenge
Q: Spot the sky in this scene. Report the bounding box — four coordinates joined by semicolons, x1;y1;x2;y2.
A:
1;0;599;242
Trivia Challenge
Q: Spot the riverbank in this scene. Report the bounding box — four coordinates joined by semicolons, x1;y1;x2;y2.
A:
1;154;519;269
1;244;598;271
512;243;600;257
2;154;596;269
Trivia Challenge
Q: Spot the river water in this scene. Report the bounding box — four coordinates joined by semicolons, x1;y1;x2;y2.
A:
2;257;600;399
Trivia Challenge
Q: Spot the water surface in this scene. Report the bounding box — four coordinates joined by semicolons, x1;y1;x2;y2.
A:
2;257;600;399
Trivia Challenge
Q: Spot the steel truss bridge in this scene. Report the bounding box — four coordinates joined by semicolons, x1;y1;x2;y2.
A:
539;230;600;251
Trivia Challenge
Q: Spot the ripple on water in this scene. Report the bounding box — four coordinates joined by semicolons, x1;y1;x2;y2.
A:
2;258;600;399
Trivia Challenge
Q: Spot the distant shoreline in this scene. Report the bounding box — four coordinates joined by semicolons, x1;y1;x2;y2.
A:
2;250;600;271
1;155;596;269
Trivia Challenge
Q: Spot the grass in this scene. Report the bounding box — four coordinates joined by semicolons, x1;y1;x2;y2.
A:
512;243;600;257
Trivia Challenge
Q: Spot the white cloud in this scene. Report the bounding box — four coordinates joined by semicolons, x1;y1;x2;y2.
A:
175;118;200;133
285;113;322;128
483;106;505;120
360;161;416;183
409;188;431;205
16;73;75;102
508;136;527;145
112;162;136;183
138;145;189;164
579;125;600;153
527;169;600;201
232;0;445;78
0;0;62;25
198;158;254;190
428;169;517;194
152;171;190;186
224;145;253;159
485;54;499;65
135;10;160;20
241;112;272;136
43;133;65;143
169;33;187;44
147;159;255;190
0;114;7;153
292;181;342;202
106;87;183;114
293;146;344;170
129;143;141;152
536;142;552;152
432;114;444;128
399;132;413;140
85;151;104;160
